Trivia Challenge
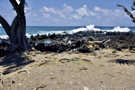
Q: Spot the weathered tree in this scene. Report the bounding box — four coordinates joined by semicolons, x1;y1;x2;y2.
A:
117;1;135;23
0;0;31;52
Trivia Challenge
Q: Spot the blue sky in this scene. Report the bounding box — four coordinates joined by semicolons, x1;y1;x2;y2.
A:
0;0;135;26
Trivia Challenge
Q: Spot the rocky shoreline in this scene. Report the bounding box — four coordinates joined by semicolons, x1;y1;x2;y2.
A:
0;30;135;57
32;31;135;52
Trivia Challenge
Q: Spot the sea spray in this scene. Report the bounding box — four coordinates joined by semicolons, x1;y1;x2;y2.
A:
70;25;131;34
0;25;133;39
0;35;9;39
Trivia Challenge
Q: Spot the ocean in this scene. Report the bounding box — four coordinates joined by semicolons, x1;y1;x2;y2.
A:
0;25;135;39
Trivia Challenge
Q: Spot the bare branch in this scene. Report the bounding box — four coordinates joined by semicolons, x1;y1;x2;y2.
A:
117;4;135;22
9;0;25;16
9;0;21;15
0;15;11;36
20;0;25;10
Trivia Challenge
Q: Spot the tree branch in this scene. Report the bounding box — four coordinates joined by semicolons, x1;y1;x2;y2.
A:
117;4;135;22
20;0;25;11
9;0;24;16
19;0;25;16
0;15;11;36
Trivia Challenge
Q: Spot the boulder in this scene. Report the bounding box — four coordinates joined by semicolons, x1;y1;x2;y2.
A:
34;43;45;52
34;42;69;53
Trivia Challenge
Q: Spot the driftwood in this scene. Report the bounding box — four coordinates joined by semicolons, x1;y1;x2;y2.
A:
0;0;30;52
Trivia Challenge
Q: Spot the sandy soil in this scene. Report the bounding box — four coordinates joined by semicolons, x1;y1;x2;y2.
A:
0;49;135;90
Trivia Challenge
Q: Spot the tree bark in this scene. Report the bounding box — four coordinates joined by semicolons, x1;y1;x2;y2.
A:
0;0;31;52
0;15;11;37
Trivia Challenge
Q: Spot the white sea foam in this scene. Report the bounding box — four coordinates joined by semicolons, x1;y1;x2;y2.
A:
69;27;87;34
70;24;131;34
38;30;65;35
0;35;9;39
86;25;101;31
86;24;131;32
29;25;131;36
0;24;132;39
70;24;101;33
0;33;32;39
26;33;31;38
106;26;131;32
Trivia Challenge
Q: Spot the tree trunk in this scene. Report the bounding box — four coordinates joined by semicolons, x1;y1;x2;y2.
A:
0;0;31;52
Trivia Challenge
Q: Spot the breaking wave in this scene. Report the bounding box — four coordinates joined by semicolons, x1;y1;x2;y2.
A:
70;24;131;33
0;24;132;39
35;25;131;35
0;35;9;39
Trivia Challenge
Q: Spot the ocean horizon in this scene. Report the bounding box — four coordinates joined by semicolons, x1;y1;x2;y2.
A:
0;25;135;39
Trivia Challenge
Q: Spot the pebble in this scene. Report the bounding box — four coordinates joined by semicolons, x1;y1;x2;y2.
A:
82;59;91;62
79;67;88;71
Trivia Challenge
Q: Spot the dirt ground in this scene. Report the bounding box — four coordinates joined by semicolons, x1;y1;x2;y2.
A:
0;49;135;90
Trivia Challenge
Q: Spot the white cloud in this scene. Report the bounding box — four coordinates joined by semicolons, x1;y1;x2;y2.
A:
43;7;57;14
42;4;74;18
72;14;81;20
92;6;130;26
40;4;130;26
94;6;102;12
41;4;96;20
94;6;110;15
72;4;96;19
76;5;89;17
25;6;31;14
42;6;66;18
63;4;74;13
94;6;126;17
40;8;50;18
43;13;50;18
89;11;96;16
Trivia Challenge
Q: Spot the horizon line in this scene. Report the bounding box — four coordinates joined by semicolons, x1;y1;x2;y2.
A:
25;25;135;27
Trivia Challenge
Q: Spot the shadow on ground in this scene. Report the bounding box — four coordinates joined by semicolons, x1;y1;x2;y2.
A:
0;52;34;75
109;59;135;65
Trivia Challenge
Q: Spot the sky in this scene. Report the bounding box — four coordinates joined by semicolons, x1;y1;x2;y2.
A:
0;0;135;26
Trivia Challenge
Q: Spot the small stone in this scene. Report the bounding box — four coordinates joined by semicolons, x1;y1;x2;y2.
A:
82;59;91;62
80;67;88;71
59;58;70;63
38;60;48;67
112;50;117;53
50;76;56;80
35;84;47;90
11;80;15;84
